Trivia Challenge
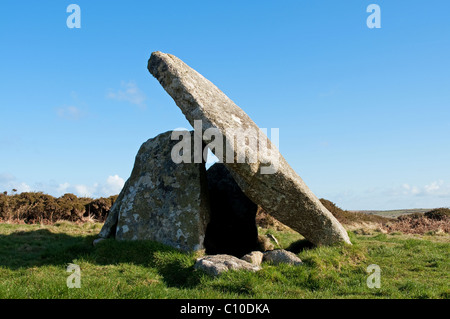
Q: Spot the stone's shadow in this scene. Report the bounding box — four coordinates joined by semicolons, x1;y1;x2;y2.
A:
0;228;94;270
285;239;315;254
0;228;201;288
154;258;202;288
93;238;202;288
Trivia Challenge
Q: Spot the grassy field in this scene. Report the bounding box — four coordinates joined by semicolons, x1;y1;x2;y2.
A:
0;221;448;299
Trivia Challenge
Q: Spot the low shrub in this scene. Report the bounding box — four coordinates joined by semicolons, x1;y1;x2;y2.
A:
385;208;449;234
424;208;450;221
0;192;117;224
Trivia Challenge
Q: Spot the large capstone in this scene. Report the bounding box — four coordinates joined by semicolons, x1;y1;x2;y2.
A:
98;130;210;252
204;163;259;257
148;51;351;246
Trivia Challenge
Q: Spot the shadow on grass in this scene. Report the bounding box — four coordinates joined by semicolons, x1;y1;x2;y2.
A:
0;228;201;288
285;239;315;254
0;228;94;269
93;238;203;288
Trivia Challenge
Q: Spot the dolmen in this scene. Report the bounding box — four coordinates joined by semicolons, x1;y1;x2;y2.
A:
96;51;351;255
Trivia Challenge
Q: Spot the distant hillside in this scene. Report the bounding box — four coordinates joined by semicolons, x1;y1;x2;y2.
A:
351;208;435;219
319;199;391;225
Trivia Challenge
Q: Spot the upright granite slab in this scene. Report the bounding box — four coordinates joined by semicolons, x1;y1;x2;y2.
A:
147;51;351;246
98;130;210;252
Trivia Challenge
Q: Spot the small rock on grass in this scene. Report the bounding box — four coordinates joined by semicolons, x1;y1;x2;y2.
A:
263;249;303;266
194;254;261;276
241;251;264;266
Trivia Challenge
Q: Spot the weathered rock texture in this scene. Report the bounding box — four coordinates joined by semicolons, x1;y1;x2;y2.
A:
263;249;303;266
241;251;264;266
147;51;351;246
98;131;209;252
194;254;261;276
204;163;259;257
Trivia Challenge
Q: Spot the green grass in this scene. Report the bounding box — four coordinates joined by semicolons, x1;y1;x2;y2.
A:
0;222;448;299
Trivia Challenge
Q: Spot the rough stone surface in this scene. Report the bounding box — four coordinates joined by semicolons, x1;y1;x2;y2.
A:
147;51;351;246
241;251;264;266
194;254;261;276
98;131;209;252
263;249;303;266
204;163;259;257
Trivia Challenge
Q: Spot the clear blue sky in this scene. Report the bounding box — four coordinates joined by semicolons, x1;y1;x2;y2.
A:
1;1;449;210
